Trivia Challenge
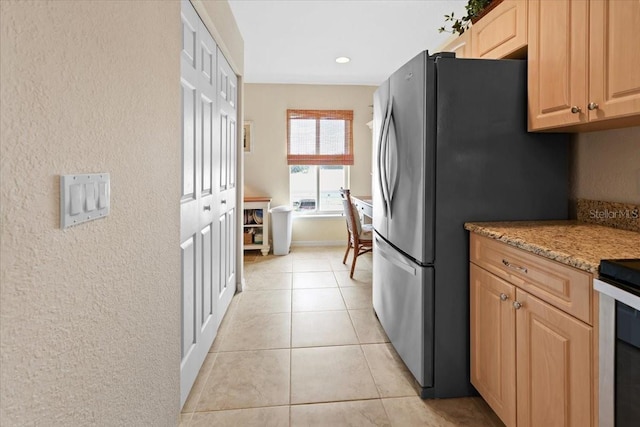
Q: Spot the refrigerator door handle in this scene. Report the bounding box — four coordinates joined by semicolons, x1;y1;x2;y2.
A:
375;236;416;275
376;107;388;217
378;98;393;217
381;113;390;216
386;107;398;219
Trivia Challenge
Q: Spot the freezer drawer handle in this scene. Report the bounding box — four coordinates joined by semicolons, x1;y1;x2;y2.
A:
376;237;416;275
502;259;528;274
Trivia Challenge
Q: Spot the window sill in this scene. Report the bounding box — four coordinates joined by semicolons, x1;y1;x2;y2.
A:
292;213;344;221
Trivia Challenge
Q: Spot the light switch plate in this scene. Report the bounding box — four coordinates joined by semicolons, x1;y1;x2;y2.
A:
60;173;110;229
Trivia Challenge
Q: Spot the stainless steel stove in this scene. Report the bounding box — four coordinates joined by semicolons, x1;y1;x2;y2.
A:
594;259;640;427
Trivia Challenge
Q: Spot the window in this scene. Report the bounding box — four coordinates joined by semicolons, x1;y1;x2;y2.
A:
290;165;346;213
287;110;353;214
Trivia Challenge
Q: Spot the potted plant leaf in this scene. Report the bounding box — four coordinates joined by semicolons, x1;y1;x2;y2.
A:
438;0;503;35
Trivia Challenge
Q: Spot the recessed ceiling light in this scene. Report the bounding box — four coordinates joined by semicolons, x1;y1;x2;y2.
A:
335;56;351;64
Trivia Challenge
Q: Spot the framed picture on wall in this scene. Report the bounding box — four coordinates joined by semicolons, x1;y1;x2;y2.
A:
243;121;253;153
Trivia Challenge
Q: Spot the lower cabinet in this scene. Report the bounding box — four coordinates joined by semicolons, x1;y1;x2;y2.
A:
470;234;596;427
515;289;593;427
471;264;517;426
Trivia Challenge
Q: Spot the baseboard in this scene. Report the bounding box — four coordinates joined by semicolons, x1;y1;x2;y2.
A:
291;240;344;247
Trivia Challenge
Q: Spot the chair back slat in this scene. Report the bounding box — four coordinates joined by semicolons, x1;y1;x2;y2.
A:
339;187;373;278
339;188;359;246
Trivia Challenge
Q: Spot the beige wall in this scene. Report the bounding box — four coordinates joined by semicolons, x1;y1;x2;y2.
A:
0;1;243;425
571;126;640;204
243;84;376;244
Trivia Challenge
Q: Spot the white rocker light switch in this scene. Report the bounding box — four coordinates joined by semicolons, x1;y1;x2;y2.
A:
61;173;110;229
85;182;97;212
70;184;83;215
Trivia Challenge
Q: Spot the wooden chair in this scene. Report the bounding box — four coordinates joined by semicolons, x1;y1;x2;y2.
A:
339;188;373;278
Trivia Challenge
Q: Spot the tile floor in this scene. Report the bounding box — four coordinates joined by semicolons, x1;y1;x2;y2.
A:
180;246;504;426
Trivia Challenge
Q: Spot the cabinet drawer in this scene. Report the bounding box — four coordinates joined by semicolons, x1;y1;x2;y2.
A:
471;0;527;59
470;234;593;325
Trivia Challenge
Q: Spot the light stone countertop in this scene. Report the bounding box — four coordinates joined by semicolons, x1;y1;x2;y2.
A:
464;220;640;274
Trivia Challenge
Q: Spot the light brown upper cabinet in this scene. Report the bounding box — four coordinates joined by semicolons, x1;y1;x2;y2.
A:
528;0;640;131
440;30;472;59
471;0;528;59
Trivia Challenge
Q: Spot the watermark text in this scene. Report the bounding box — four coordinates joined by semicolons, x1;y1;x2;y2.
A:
589;208;639;220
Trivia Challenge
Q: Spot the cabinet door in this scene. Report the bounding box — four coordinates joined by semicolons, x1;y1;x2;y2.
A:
470;264;516;427
528;0;589;130
440;31;472;58
515;290;593;427
471;0;527;59
589;0;640;122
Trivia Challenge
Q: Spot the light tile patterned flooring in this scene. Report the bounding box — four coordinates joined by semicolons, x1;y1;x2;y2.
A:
180;246;504;426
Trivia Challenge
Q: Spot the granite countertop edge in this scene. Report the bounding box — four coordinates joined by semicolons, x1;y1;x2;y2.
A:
464;221;640;274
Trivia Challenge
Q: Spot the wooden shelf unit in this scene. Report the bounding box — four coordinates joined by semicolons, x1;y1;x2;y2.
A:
243;197;271;256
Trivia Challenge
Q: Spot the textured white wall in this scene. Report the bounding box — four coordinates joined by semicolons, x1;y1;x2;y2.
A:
0;1;228;425
243;83;376;243
571;126;640;204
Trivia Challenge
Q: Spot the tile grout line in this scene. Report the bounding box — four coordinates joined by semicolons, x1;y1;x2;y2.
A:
339;254;385;404
190;396;395;414
182;290;242;420
192;250;383;423
289;265;293;426
184;352;219;419
188;250;500;424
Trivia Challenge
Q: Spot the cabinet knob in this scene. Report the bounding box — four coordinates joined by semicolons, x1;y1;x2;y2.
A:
513;301;523;310
221;199;227;204
588;102;599;111
203;205;211;211
500;293;508;301
570;106;582;114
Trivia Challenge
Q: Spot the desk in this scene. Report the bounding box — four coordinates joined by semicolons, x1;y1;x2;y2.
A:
351;195;373;221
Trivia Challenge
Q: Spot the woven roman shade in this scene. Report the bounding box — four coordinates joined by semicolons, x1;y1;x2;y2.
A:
286;109;354;165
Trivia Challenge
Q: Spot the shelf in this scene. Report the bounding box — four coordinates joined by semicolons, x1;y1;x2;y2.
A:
243;197;271;256
245;196;272;203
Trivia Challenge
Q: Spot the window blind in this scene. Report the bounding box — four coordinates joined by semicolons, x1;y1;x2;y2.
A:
286;109;354;165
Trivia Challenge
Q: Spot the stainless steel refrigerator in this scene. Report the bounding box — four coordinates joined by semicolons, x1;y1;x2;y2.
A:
372;51;568;398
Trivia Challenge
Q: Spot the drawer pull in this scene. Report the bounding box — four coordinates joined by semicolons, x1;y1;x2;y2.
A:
502;259;528;274
513;301;523;310
500;293;508;301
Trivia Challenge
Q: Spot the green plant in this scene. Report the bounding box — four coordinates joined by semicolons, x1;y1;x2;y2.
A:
438;0;493;35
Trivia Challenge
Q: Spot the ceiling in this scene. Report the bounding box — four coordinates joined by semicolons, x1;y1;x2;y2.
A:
228;0;468;86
